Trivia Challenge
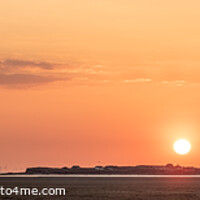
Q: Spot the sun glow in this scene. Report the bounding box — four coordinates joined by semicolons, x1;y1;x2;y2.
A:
173;139;191;155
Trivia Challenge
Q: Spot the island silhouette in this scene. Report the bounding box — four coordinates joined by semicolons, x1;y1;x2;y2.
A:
2;164;200;175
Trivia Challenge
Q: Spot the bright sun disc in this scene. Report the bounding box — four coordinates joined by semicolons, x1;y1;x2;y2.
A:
174;139;191;155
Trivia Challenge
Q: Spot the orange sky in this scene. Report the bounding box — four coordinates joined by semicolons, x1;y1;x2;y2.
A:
1;0;200;172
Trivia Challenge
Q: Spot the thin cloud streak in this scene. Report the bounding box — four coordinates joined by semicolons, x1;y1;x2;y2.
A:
0;73;65;86
0;59;56;70
123;78;152;83
162;80;185;87
0;58;112;88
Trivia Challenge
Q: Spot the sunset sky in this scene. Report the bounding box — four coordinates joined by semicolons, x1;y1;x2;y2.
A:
1;0;200;172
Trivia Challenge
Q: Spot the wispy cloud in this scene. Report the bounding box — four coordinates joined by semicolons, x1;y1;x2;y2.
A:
0;59;56;70
0;73;64;87
123;78;152;83
0;58;111;88
0;58;66;87
162;80;185;87
0;58;157;88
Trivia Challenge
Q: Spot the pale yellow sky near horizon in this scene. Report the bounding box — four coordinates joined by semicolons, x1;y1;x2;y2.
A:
1;0;200;172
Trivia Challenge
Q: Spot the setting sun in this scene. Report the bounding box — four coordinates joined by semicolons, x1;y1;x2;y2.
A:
174;139;191;155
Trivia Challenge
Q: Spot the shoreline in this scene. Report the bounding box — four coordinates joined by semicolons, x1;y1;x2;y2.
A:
2;174;200;178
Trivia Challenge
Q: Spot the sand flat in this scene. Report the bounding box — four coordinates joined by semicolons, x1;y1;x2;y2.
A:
0;177;200;199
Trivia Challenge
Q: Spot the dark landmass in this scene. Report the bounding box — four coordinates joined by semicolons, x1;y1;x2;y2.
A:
3;164;200;175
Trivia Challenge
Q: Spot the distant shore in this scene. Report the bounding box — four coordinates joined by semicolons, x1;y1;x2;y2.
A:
2;164;200;175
